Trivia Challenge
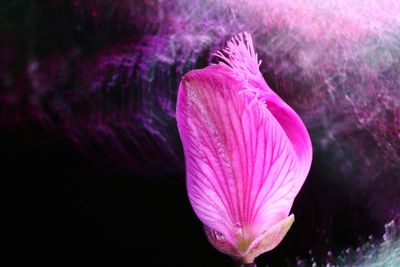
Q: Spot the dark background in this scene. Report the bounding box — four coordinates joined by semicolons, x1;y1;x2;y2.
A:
4;122;381;266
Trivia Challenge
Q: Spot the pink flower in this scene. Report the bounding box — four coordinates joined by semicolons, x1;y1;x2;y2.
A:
176;32;312;263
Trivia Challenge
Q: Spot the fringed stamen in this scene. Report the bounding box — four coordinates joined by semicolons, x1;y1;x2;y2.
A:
215;32;261;77
215;32;266;108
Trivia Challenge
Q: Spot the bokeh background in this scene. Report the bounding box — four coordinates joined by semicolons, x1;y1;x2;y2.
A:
2;1;399;266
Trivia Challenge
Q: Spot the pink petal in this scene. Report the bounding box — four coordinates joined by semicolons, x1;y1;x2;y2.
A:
217;32;312;181
176;32;312;262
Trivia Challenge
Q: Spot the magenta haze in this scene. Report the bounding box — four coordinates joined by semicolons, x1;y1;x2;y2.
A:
1;0;400;264
2;1;399;176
